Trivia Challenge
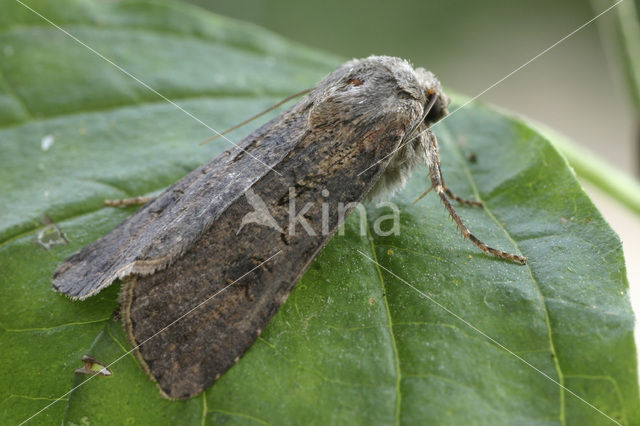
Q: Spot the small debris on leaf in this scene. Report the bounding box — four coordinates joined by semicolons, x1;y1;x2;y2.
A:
75;355;112;377
41;135;55;151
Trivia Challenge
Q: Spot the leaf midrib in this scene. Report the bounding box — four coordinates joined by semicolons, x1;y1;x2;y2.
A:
366;224;402;426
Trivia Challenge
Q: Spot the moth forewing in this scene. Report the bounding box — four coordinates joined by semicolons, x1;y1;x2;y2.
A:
53;55;523;399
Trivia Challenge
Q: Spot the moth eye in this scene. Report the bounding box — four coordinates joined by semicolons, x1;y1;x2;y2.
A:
345;78;364;87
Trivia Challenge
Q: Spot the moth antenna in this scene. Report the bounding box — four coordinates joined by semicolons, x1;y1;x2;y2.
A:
199;89;311;146
105;196;156;207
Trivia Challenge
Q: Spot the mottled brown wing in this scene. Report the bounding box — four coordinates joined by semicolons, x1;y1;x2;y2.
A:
52;103;309;300
122;71;424;398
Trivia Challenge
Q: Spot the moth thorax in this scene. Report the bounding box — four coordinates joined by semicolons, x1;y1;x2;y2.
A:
366;131;430;201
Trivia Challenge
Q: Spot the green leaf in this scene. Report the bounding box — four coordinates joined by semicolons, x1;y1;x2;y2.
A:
0;0;637;425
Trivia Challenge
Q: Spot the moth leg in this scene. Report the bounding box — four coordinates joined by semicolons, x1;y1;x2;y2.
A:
427;131;526;265
422;129;481;207
413;185;433;204
443;187;483;207
413;177;483;207
104;196;156;207
414;183;479;206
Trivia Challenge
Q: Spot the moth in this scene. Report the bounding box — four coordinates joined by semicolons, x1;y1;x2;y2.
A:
53;56;525;399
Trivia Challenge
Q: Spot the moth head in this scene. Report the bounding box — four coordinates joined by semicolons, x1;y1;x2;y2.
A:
415;68;450;124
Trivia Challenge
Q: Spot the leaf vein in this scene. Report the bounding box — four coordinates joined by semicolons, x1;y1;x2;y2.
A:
366;223;402;426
